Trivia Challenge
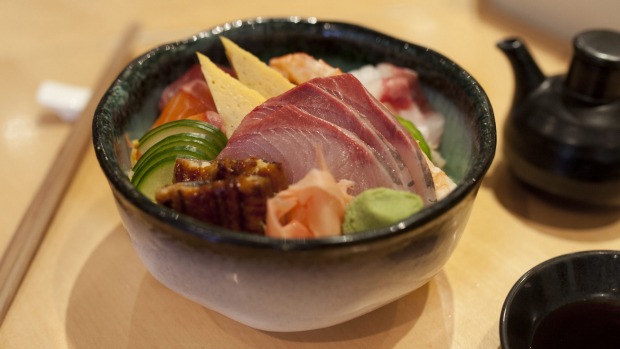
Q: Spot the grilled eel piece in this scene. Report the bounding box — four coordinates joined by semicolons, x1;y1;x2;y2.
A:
155;158;287;234
173;157;288;190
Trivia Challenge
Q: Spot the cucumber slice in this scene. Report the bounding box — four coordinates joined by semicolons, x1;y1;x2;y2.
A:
137;119;227;155
130;121;228;200
133;156;182;200
135;133;221;171
130;145;209;187
132;151;210;201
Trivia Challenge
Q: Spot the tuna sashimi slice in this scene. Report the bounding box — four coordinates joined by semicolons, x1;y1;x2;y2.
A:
308;74;437;204
218;105;401;195
259;83;414;191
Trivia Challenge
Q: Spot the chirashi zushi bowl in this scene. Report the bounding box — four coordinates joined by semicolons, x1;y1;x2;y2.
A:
93;17;496;332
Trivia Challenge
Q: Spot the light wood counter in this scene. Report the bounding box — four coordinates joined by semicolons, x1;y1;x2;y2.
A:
1;0;618;347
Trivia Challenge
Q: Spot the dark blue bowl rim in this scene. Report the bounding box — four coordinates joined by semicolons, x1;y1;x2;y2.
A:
93;16;496;251
499;249;620;349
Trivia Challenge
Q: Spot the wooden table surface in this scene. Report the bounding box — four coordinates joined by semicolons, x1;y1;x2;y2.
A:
1;0;618;347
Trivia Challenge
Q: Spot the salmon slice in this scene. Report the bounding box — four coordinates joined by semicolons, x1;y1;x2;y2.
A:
151;79;219;129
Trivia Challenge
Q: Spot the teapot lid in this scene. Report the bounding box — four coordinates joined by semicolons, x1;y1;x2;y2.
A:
565;29;620;102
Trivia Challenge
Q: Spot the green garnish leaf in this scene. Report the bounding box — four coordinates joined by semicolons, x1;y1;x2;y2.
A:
396;116;432;160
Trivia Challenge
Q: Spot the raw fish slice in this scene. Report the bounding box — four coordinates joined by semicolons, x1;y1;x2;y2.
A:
309;74;437;204
151;81;216;129
350;63;445;150
259;83;413;190
158;64;204;110
227;103;280;137
218;105;400;195
159;63;237;111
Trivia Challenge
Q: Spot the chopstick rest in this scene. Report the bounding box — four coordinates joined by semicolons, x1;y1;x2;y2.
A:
36;80;92;122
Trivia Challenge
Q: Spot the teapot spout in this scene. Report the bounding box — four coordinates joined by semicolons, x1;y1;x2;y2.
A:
497;38;546;106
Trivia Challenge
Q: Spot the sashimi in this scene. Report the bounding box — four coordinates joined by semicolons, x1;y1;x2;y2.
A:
308;74;437;204
259;83;413;191
158;63;236;111
350;63;445;152
218;105;401;195
158;64;204;110
152;74;222;130
130;40;460;237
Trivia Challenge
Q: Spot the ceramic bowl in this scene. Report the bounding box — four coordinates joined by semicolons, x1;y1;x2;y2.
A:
93;17;496;332
500;250;620;349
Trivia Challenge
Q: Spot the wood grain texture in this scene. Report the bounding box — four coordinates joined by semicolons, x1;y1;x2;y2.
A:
0;23;140;324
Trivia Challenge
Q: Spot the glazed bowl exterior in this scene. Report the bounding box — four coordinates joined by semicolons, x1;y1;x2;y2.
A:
93;17;496;332
500;250;620;349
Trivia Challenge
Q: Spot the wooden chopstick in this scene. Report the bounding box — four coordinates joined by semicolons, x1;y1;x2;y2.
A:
0;23;140;324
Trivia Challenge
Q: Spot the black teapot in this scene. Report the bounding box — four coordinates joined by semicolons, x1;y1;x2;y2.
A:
498;29;620;206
